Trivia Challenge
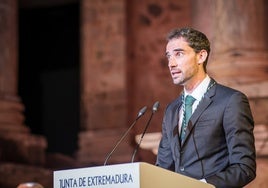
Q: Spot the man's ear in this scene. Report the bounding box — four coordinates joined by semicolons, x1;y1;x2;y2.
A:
198;50;208;64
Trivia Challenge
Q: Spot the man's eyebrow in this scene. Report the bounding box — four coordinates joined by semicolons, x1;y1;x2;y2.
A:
165;48;184;56
173;48;184;52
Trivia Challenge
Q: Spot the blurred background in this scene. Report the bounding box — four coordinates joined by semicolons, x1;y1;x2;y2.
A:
0;0;268;187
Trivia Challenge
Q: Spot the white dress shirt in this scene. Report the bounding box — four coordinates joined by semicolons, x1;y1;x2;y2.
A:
178;75;211;135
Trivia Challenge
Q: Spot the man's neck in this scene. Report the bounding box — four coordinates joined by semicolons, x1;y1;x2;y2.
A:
184;74;207;94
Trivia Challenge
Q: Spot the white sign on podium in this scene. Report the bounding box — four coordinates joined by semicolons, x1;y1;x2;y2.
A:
53;162;215;188
54;162;140;188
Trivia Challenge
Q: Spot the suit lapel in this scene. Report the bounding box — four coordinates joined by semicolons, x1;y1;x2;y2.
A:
181;80;217;146
171;96;183;146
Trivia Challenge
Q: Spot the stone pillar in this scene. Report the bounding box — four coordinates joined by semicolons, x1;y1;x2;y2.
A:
192;0;268;157
78;0;128;165
0;0;46;165
192;0;268;120
126;0;191;163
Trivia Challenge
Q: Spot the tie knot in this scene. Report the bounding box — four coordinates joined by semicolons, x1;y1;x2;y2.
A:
185;95;196;105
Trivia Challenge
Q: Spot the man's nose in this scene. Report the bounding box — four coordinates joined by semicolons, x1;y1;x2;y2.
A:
168;56;177;67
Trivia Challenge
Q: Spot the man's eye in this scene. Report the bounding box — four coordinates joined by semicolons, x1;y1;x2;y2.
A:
175;51;183;57
166;54;171;60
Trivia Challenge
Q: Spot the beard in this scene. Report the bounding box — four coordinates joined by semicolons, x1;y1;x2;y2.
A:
171;69;196;86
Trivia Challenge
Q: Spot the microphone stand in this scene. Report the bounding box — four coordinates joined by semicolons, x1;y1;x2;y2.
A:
131;101;159;163
103;106;147;166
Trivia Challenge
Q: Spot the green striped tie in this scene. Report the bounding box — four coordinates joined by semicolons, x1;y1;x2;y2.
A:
180;95;196;142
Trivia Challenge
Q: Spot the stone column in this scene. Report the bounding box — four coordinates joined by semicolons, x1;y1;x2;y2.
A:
78;0;128;165
186;1;268;187
192;0;268;156
192;0;268;121
126;0;192;163
0;0;46;165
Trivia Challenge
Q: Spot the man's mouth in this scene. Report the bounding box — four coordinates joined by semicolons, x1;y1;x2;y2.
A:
171;70;182;76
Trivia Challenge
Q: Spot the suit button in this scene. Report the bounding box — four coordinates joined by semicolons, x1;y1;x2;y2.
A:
180;167;185;171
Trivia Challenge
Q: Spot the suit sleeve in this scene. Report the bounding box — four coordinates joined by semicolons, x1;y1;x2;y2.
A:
206;92;256;187
155;108;175;171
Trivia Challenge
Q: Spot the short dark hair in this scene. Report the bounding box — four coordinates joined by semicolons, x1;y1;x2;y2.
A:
167;27;211;72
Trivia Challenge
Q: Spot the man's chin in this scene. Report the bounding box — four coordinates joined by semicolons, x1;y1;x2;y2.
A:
173;81;183;85
173;80;183;85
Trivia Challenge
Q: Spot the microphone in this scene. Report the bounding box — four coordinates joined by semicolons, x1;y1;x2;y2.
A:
131;101;160;163
103;106;147;165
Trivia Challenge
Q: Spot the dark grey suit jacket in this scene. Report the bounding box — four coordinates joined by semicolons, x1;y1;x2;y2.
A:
156;80;256;188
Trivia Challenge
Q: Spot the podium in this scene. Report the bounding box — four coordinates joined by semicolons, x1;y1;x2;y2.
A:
53;162;215;188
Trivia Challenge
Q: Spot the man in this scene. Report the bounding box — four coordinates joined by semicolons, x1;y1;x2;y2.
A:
156;27;256;188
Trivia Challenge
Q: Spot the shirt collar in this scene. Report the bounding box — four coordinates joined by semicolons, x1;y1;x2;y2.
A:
184;75;211;102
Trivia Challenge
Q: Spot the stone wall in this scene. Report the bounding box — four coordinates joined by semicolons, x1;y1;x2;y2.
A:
0;0;268;187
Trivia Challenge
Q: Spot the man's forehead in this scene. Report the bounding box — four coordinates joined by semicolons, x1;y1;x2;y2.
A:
166;38;190;52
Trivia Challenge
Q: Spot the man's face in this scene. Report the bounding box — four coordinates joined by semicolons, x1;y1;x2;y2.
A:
165;37;200;86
